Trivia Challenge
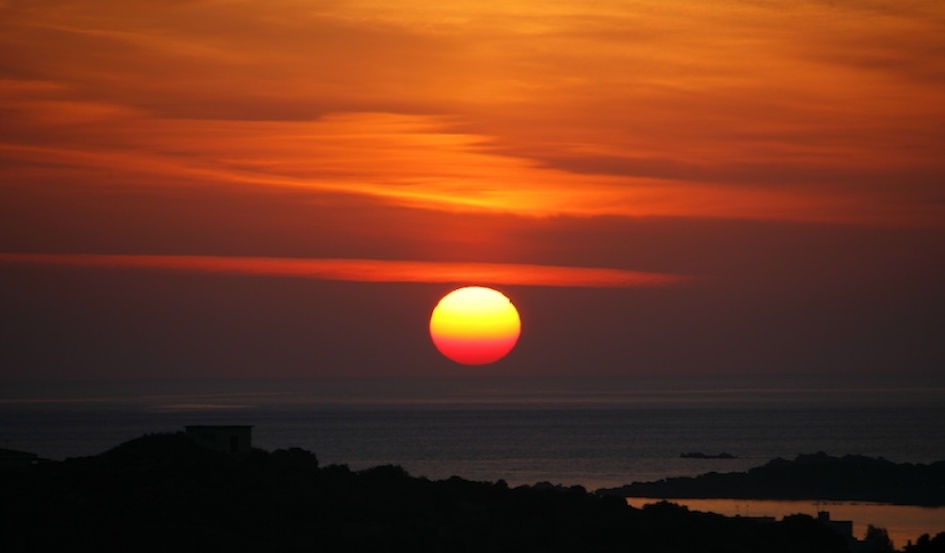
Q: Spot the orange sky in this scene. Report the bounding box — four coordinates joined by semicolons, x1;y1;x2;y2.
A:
2;0;943;224
1;0;943;377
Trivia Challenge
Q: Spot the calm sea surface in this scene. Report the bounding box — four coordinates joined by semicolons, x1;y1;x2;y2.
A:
2;374;944;541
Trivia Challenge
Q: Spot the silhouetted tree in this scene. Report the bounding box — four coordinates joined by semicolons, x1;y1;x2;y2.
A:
864;524;895;552
903;532;945;553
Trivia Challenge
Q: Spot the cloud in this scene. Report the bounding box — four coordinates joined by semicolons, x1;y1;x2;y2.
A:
0;253;690;288
1;0;943;228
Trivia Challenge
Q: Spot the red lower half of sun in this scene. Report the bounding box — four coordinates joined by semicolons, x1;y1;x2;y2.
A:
430;334;520;365
429;286;521;366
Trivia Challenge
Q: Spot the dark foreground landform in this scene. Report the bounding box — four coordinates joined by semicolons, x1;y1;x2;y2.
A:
1;434;922;553
597;452;945;507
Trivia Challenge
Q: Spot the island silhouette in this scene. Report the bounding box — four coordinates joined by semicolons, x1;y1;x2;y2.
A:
598;452;945;507
1;432;943;552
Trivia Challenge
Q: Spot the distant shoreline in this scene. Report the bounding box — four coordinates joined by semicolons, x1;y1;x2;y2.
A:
596;452;945;507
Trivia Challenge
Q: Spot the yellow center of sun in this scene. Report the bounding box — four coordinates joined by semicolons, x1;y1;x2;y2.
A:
429;286;521;365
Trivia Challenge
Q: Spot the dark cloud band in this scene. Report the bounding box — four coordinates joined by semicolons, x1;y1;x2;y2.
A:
0;253;689;288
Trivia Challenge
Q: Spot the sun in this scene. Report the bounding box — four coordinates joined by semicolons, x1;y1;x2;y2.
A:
429;286;521;365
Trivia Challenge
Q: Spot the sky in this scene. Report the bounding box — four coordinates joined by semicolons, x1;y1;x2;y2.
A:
1;0;943;379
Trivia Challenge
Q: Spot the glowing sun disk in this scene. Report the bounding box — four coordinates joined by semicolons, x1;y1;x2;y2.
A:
429;286;521;365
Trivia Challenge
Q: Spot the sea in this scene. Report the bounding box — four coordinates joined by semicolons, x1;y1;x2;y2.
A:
2;373;944;545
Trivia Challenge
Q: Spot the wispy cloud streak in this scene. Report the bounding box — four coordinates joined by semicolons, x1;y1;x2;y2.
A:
0;253;689;288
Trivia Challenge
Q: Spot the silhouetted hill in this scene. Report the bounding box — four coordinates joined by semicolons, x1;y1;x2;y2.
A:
0;433;858;553
597;452;945;506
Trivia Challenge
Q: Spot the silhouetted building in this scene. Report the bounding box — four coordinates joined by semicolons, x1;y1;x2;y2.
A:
817;510;885;552
818;511;854;541
184;425;252;454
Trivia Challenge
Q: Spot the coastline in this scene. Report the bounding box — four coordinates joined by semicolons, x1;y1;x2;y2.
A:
597;452;945;507
623;497;945;549
6;432;943;552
